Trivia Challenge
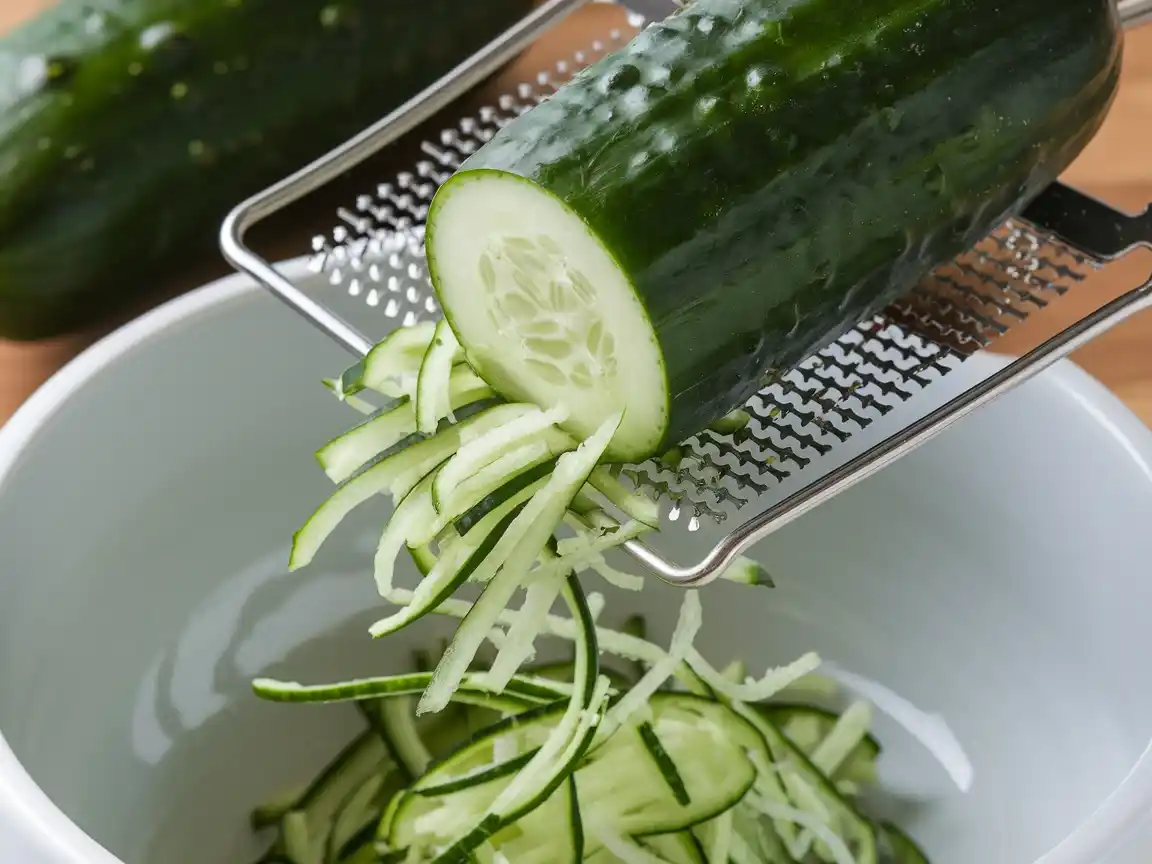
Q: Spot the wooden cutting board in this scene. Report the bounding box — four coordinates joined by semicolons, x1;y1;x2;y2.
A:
1;0;1150;427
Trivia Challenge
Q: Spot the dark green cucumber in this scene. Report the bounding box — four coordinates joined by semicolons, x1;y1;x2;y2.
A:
0;0;532;339
428;0;1121;458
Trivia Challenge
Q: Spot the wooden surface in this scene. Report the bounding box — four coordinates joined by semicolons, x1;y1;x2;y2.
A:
1;0;1150;426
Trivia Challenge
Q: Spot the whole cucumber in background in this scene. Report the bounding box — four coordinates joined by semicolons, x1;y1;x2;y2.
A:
428;0;1123;459
0;0;534;340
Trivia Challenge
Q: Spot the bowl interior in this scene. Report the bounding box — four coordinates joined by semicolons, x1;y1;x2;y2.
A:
2;278;1152;864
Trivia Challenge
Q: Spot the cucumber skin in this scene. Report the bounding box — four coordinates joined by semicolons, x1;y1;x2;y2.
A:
0;0;533;340
454;0;1122;450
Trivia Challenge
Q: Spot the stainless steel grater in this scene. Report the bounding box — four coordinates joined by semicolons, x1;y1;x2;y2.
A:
221;0;1152;586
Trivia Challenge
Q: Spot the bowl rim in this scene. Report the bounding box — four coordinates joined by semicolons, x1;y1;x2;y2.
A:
2;260;1152;863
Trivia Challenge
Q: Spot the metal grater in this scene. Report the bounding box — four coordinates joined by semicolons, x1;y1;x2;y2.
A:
222;0;1152;586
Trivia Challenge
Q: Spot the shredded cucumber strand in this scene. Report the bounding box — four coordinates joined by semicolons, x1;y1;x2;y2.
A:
419;416;619;716
440;404;570;495
728;828;766;864
811;701;874;776
494;674;611;816
687;647;822;703
373;478;436;596
384;587;707;694
416;321;461;434
442;440;551;515
599;592;702;741
589;820;677;864
707;809;735;864
745;793;857;864
484;564;568;693
491;575;600;815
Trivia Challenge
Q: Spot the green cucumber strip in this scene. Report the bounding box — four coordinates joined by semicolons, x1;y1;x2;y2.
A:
250;786;305;830
696;810;734;864
322;359;368;400
586;468;660;528
686;647;822;704
262;729;393;864
745;710;879;864
809;701;874;778
588;821;671;864
878;822;930;864
451;458;561;538
334;820;383;864
415;749;538;798
718;556;775;589
720;659;748;685
709;409;752;437
409;545;437;577
745;794;857;864
290;404;530;571
484;773;583;864
390;405;539;504
417;413;621;715
526;661;633;692
373;473;442;596
621;615;650;682
416;320;464;434
434;439;550;516
407;455;554;553
325;773;392;864
567;775;585;864
770;673;842;705
388;578;602;860
317;367;493;484
252;671;566;708
362;322;437;395
389;586;709;695
371;484;544;639
765;705;882;786
550;511;650;592
637;722;691;807
412;701;567;796
378;697;433;778
433;406;571;511
598;592;702;741
484;555;568;692
641;832;707;864
282;811;314;864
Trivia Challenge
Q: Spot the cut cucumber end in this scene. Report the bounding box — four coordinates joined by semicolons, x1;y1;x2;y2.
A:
427;169;669;463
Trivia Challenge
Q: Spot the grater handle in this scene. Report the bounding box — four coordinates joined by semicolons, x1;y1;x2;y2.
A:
1022;183;1152;259
219;0;591;357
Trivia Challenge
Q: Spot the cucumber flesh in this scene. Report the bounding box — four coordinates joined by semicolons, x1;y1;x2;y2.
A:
428;172;668;463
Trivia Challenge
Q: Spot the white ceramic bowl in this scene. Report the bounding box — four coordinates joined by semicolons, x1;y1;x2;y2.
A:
2;264;1152;864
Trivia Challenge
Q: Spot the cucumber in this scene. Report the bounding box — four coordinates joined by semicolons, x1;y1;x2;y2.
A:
426;0;1121;461
764;704;882;785
0;0;533;339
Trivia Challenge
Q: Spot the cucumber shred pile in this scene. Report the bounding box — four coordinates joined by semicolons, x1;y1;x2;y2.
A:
247;321;933;863
249;604;929;864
